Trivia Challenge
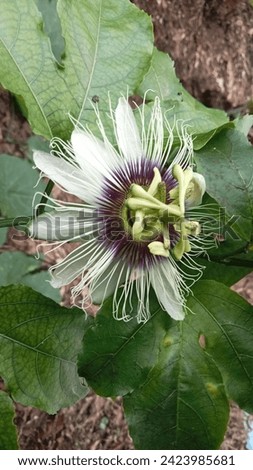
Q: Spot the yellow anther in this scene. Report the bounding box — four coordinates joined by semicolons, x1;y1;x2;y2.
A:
148;241;170;258
172;219;198;260
184;220;201;236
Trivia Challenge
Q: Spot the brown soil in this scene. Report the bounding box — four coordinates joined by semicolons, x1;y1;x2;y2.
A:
1;0;253;451
16;395;134;450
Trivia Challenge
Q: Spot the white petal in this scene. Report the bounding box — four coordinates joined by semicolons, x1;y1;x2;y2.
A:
71;130;117;176
34;151;99;204
91;260;127;305
187;172;206;207
29;209;93;241
150;261;185;320
115;97;142;161
50;244;92;288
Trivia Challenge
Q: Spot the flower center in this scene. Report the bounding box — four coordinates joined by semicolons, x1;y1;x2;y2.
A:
123;165;200;260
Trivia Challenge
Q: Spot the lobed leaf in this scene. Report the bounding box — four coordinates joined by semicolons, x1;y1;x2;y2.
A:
195;129;253;241
137;48;230;149
0;0;64;138
27;134;50;163
0;251;61;303
124;316;229;450
57;0;153;135
0;285;88;413
80;281;253;449
235;115;253;137
22;270;61;303
78;294;168;396
0;155;45;218
0;0;153;140
36;0;65;63
0;252;40;285
188;281;253;413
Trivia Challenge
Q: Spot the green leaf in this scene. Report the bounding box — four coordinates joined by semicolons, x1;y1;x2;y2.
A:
27;135;50;163
36;0;65;63
197;206;253;281
0;252;40;285
0;155;45;218
80;290;229;449
0;251;61;302
0;0;153;140
22;271;61;303
124;320;228;450
198;257;252;286
0;285;88;413
187;281;253;412
0;0;60;138
208;239;249;260
58;0;153;132
137;47;182;102
78;295;166;396
137;49;229;149
0;227;8;245
232;248;253;267
191;121;234;151
195;129;253;241
80;280;253;449
0;391;18;450
235;115;253;137
125;282;253;449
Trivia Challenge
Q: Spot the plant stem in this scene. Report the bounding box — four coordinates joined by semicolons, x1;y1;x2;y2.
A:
0;217;31;229
200;242;253;268
211;256;253;268
37;180;54;216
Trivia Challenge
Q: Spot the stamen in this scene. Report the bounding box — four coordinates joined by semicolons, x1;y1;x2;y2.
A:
173;219;200;260
148;241;170;257
184;220;201;236
147;167;162;196
173;235;191;260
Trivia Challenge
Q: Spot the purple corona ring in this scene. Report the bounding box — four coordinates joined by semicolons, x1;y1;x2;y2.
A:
98;158;179;268
30;96;207;322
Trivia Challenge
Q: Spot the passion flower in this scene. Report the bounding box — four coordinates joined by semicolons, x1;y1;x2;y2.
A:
30;97;207;322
